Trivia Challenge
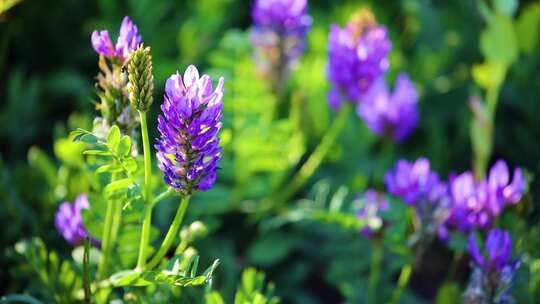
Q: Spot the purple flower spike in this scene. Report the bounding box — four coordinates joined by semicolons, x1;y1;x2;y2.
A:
468;229;512;273
357;73;418;141
327;9;391;108
115;16;142;59
465;229;519;303
446;160;526;233
91;31;116;58
54;194;91;246
91;16;142;60
251;0;312;80
384;158;443;206
156;65;224;195
357;189;389;237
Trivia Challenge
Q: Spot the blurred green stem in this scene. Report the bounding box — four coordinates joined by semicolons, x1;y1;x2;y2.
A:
147;196;191;270
390;263;413;304
368;239;383;304
83;238;91;304
97;171;118;280
136;111;153;271
273;103;351;207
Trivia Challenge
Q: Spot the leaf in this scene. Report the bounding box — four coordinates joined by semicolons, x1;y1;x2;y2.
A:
471;61;507;90
480;13;518;65
96;164;124;174
248;232;297;266
104;178;133;199
515;3;540;53
110;259;220;287
107;125;121;152
70;128;97;144
205;291;226;304
122;158;138;173
117;136;132;157
82;150;112;156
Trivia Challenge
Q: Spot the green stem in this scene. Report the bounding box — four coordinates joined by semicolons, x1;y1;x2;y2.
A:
151;188;175;207
83;238;91;304
97;172;118;280
273;103;351;207
147;196;191;270
390;263;413;304
136;111;153;270
368;240;383;304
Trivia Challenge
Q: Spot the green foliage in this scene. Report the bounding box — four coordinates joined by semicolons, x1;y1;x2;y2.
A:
110;256;219;287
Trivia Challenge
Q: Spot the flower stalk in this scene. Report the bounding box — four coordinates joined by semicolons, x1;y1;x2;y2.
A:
147;196;191;270
272;102;351;208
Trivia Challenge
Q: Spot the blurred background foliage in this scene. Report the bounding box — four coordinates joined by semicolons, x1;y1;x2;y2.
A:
2;0;540;303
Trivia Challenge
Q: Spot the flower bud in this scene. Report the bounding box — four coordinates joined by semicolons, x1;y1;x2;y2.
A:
127;45;154;112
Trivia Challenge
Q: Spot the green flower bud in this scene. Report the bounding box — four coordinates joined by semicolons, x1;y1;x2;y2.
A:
127;45;154;112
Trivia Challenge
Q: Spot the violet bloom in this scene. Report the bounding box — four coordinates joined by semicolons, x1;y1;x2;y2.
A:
251;0;312;69
327;9;391;110
156;65;224;196
356;189;389;236
357;73;418;141
54;194;91;246
91;16;142;60
465;229;519;304
384;158;444;206
446;160;525;233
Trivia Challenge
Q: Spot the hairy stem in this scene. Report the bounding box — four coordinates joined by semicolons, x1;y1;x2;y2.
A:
97;172;118;280
136;111;153;270
147;196;191;270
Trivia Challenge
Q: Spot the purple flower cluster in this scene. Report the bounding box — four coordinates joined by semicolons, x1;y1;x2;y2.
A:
327;9;391;109
384;158;446;206
251;0;312;69
357;73;419;141
356;189;389;237
446;160;525;233
91;16;142;60
54;194;91;246
156;65;224;195
465;229;519;303
326;9;418;141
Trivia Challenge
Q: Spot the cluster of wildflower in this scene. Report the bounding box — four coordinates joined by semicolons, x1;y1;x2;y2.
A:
384;158;450;242
155;65;224;196
54;194;95;246
251;0;312;88
327;9;418;141
445;160;525;233
356;189;389;237
356;74;418;141
464;229;519;304
91;16;142;142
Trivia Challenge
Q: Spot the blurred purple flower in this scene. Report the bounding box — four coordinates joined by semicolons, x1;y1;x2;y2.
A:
251;0;312;74
156;65;224;195
327;9;391;109
357;73;418;141
465;229;519;303
356;189;389;237
446;160;525;233
468;229;512;272
384;158;445;206
91;16;142;60
54;194;91;246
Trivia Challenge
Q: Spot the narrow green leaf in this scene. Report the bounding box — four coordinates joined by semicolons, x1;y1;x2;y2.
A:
83;150;112;156
96;164;124;174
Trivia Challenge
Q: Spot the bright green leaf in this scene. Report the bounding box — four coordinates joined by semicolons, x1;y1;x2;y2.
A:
480;14;518;65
